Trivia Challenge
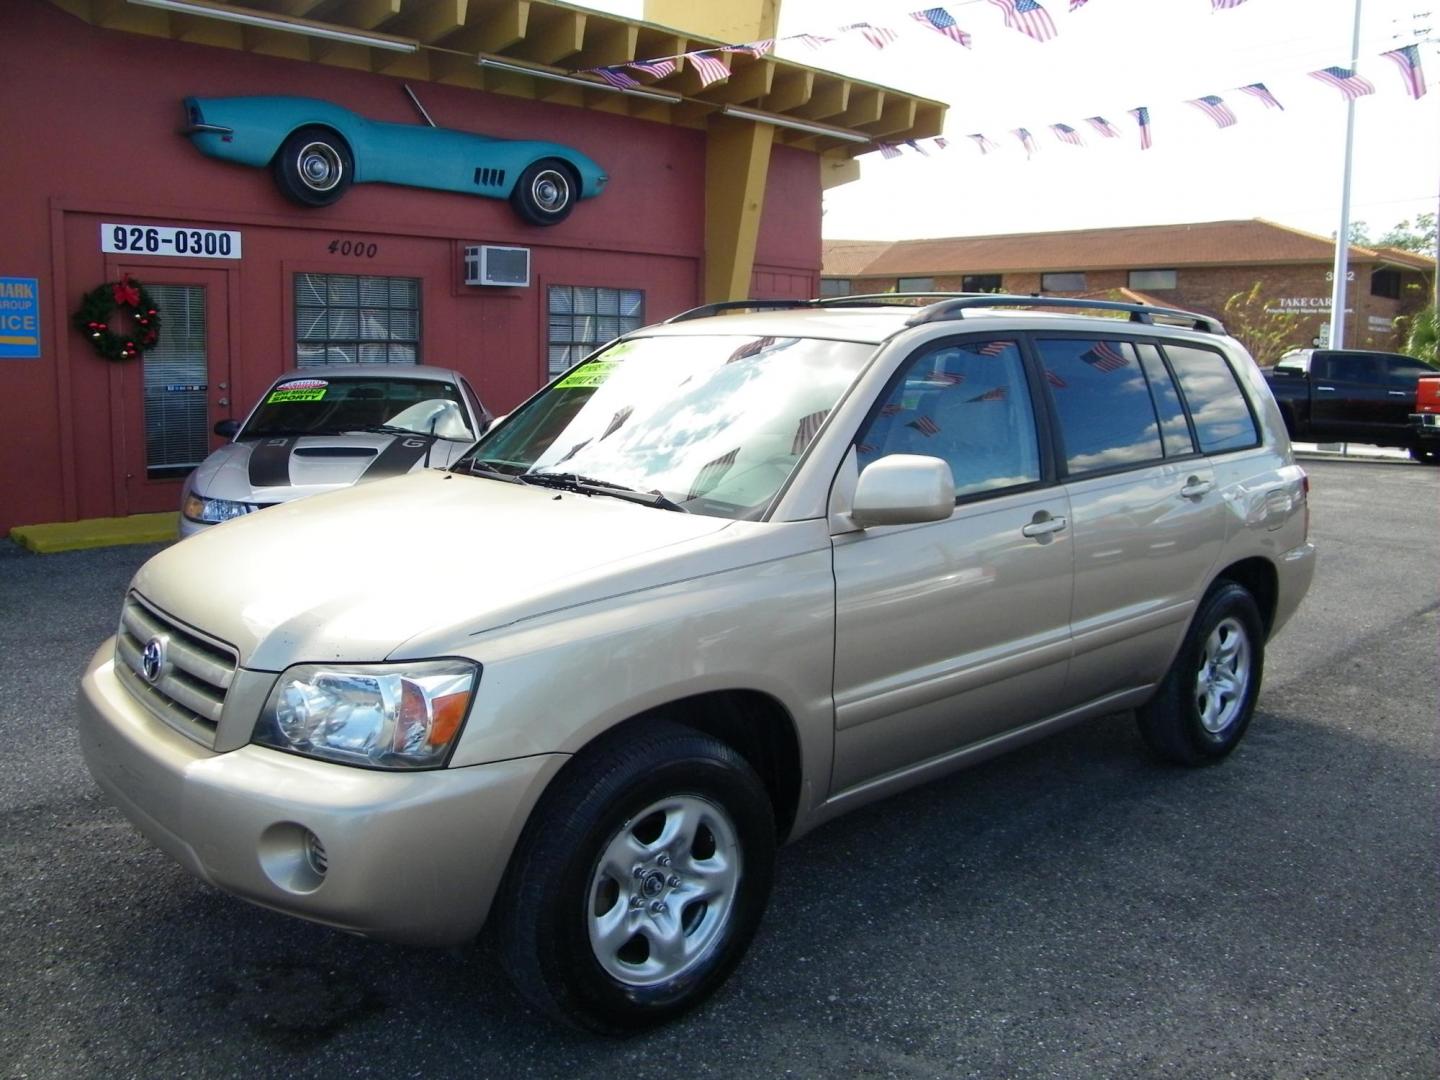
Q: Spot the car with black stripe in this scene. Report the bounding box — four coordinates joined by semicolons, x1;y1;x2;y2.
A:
180;365;491;537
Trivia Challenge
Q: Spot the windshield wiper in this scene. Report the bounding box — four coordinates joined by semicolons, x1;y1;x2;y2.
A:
522;472;689;512
352;424;433;437
451;458;523;483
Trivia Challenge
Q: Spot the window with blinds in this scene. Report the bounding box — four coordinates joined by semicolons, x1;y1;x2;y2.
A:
295;273;420;366
547;286;644;378
143;283;209;478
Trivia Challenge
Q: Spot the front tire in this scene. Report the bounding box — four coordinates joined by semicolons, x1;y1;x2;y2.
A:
510;158;578;226
493;721;776;1033
272;126;353;207
1136;582;1265;766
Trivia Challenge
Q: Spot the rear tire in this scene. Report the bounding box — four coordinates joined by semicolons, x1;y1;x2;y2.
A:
493;721;776;1033
272;126;353;207
1409;445;1440;465
1136;582;1265;766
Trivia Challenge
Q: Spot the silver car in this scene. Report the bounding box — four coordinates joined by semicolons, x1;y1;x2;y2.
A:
180;365;491;536
79;295;1315;1032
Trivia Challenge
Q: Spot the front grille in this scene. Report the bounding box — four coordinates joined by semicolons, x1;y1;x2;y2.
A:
114;593;239;748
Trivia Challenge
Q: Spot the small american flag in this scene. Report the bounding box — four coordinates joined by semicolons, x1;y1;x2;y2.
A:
1238;82;1284;110
843;22;900;49
792;410;830;454
1085;115;1120;138
688;448;738;501
687;51;730;88
907;416;941;437
904;139;930;157
877;142;903;159
727;336;777;364
1051;122;1085;146
977;341;1012;356
1189;94;1238;128
1046;370;1069;389
600;406;634;441
629;58;678;79
1070;0;1089;9
1309;66;1376;100
1212;0;1249;8
933;371;966;385
1381;46;1427;100
911;8;973;47
791;33;834;50
969;133;999;153
1130;106;1152;149
724;39;775;58
933;136;950;149
1081;341;1129;373
594;67;642;89
988;0;1058;43
968;387;1008;402
1012;127;1038;156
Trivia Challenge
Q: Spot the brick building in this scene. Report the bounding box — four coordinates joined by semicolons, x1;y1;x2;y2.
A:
822;219;1435;359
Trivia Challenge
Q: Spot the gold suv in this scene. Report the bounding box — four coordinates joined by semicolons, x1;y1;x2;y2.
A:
78;295;1315;1033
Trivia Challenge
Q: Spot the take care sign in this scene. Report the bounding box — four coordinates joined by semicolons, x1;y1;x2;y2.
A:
0;278;41;359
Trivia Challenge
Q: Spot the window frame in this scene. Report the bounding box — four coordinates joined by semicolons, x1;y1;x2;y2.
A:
1154;339;1263;456
292;271;423;367
544;283;645;381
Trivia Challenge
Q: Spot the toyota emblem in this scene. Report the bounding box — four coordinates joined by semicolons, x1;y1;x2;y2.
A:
141;636;168;685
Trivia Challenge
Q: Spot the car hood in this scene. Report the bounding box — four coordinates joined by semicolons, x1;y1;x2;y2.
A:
191;434;472;504
135;470;739;669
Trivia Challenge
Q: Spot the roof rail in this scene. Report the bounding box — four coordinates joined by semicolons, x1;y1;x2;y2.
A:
664;299;818;323
816;291;992;307
902;294;1226;334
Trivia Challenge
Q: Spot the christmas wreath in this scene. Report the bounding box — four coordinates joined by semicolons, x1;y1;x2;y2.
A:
72;274;162;362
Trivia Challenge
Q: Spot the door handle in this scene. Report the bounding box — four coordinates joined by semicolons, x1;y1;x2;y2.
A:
1021;515;1067;538
1316;385;1336;392
1180;477;1214;499
1388;390;1409;397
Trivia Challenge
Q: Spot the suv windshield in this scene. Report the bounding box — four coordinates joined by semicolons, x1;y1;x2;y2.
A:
242;377;473;440
459;335;875;519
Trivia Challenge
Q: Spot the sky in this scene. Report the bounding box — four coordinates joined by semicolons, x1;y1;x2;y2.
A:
570;0;1438;244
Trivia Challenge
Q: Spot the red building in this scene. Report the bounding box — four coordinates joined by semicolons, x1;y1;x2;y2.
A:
0;0;942;534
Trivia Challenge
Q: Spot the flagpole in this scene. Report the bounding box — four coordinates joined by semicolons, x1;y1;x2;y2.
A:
1328;0;1365;349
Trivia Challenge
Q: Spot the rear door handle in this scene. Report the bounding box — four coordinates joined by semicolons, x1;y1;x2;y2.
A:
1388;390;1409;397
1316;386;1336;392
1180;477;1214;499
1021;515;1067;538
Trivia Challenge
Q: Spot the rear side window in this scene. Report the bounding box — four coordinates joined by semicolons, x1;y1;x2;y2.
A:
1162;344;1260;453
1035;338;1163;475
1136;343;1196;457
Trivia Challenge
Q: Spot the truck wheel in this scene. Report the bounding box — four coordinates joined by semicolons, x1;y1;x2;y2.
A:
1408;446;1440;466
493;721;775;1033
272;126;353;207
1136;581;1265;766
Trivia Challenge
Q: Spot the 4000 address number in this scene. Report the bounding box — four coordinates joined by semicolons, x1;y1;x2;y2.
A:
101;223;242;259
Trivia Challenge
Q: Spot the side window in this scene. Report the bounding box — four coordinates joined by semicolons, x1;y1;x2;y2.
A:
1136;343;1196;457
1035;337;1163;475
1386;356;1438;387
459;377;490;428
1162;343;1260;453
1319;353;1380;384
855;339;1040;499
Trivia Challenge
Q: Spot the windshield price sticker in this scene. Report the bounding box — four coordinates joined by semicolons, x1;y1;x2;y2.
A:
102;222;243;259
556;361;619;389
268;379;328;404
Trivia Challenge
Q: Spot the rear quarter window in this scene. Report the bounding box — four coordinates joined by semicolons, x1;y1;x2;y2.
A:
1162;343;1260;453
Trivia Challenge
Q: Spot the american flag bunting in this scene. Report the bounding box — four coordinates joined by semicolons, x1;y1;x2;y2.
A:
628;58;678;79
1381;45;1427;99
1085;115;1120;138
1081;342;1129;372
933;136;950;149
843;22;900;49
724;39;774;59
1308;66;1376;100
968;387;1008;402
594;67;642;89
969;133;999;153
1013;127;1038;156
1046;370;1069;389
1189;94;1238;128
904;139;930;156
686;51;731;88
910;8;973;47
791;33;834;50
1070;0;1089;9
1212;0;1249;8
1130;106;1152;149
877;142;904;159
688;448;738;501
792;410;830;454
1238;82;1284;110
1051;123;1085;146
987;0;1059;43
907;416;941;437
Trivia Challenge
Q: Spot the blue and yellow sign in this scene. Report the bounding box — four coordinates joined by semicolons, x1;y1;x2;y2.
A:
0;278;41;359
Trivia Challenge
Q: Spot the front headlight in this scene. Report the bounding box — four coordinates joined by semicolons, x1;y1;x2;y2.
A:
183;491;260;524
254;659;480;769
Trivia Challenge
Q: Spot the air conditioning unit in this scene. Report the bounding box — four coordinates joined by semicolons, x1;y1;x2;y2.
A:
464;245;530;287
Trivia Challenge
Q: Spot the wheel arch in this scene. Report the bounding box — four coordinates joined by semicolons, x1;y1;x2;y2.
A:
1212;556;1279;639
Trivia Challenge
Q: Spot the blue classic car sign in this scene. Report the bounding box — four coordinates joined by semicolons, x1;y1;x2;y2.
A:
182;96;608;226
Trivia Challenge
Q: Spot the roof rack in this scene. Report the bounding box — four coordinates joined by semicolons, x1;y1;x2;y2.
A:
663;293;979;323
664;299;818;323
903;294;1225;334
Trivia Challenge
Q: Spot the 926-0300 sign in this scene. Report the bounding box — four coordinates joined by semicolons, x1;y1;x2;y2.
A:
101;223;243;259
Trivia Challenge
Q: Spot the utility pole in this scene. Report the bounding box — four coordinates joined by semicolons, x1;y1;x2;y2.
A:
1328;0;1365;349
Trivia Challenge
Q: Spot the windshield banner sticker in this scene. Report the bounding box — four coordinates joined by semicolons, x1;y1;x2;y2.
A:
268;379;329;404
555;362;618;389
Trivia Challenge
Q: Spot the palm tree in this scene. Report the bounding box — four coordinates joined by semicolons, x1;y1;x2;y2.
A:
1403;304;1437;366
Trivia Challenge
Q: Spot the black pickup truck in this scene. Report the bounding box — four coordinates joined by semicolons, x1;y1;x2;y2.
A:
1264;348;1438;459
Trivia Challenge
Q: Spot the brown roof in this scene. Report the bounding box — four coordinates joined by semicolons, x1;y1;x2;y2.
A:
823;239;896;277
824;219;1438;277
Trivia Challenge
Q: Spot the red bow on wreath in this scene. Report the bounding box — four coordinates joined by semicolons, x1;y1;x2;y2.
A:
112;274;142;308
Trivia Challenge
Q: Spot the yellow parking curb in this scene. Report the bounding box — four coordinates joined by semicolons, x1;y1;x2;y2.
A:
10;512;179;554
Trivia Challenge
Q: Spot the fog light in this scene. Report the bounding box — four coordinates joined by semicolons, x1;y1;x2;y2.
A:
304;830;328;878
258;822;328;894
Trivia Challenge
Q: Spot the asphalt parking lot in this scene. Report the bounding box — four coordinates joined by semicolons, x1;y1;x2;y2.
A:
1;457;1435;1079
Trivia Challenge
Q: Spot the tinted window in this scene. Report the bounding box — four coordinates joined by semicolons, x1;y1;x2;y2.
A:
1385;355;1438;387
898;276;935;292
962;274;1003;293
856;339;1040;498
1042;272;1087;292
1163;344;1259;453
1137;343;1196;456
1371;269;1401;299
820;278;851;297
1316;352;1381;383
1036;338;1163;474
1129;269;1177;290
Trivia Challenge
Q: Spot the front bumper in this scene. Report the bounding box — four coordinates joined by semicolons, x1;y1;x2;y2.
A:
77;642;564;945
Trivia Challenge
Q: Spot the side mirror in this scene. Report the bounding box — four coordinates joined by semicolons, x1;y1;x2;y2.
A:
213;418;240;438
851;454;956;528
